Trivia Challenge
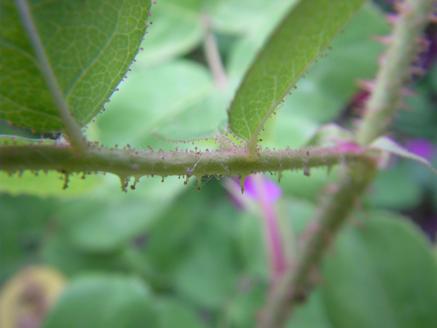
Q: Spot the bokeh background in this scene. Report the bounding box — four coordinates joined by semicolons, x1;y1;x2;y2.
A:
1;0;437;327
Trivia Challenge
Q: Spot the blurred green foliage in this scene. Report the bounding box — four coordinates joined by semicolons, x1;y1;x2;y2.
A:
1;0;437;327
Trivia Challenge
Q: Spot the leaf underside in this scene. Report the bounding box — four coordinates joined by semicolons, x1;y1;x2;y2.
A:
0;0;150;132
227;0;364;143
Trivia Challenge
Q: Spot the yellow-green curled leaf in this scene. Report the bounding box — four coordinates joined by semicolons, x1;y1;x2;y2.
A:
371;137;437;175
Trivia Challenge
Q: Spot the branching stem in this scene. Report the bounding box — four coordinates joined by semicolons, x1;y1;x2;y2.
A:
0;144;365;178
258;1;436;326
14;0;87;152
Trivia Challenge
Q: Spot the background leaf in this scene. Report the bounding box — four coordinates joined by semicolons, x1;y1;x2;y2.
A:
97;60;215;147
43;275;157;328
136;0;203;67
156;297;207;328
366;163;422;210
0;195;55;282
0;171;103;197
205;0;296;35
320;213;437;328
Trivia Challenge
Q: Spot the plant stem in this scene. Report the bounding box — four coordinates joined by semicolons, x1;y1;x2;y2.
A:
258;0;435;326
356;0;435;145
201;14;228;89
14;0;87;152
258;160;377;327
0;144;365;179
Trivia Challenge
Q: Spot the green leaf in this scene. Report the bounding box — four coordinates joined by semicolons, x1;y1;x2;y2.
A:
0;0;150;132
172;198;240;310
173;225;239;310
286;212;437;328
0;171;103;197
35;174;188;254
227;0;364;146
227;4;388;149
141;182;233;288
366;163;422;210
43;275;157;328
206;0;296;35
224;282;267;328
136;0;203;67
321;212;437;328
156;298;206;328
395;86;437;142
0;194;56;282
279;4;388;123
287;292;331;328
236;211;268;279
54;198;156;253
41;235;139;277
97;60;213;147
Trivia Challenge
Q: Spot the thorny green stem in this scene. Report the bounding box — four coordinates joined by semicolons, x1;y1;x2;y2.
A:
14;0;88;152
356;0;436;145
258;159;377;327
259;1;436;327
0;144;365;179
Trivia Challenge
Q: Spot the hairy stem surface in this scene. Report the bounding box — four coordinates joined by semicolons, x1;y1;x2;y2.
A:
0;144;364;179
357;0;435;145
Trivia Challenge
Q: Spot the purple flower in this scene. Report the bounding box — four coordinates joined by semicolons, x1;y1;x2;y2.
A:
405;138;434;161
243;175;282;204
225;175;286;282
